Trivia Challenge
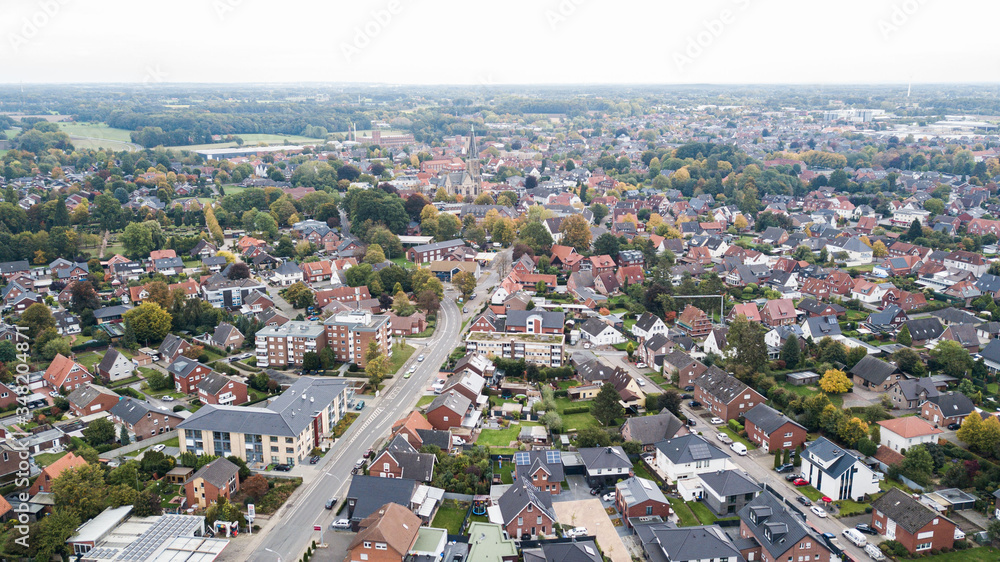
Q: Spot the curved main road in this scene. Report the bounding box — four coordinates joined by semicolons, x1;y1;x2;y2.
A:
247;295;462;561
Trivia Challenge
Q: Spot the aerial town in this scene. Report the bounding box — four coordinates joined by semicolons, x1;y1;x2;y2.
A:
2;80;1000;562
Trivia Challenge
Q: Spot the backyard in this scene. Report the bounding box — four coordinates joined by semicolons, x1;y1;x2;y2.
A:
430;500;469;535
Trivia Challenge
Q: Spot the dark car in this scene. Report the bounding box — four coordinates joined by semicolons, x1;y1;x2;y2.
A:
274;464;292;472
855;524;878;535
796;495;812;506
784;473;801;482
686;418;697;427
589;487;602;496
680;394;692;399
947;422;961;430
683;386;695;392
363;448;373;458
309;455;321;464
688;400;701;407
775;463;795;473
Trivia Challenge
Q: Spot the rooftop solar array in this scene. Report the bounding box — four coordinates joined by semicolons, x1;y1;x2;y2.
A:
689;443;712;460
545;450;561;465
115;515;204;561
514;451;531;465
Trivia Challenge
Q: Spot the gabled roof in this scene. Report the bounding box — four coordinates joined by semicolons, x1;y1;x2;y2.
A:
497;479;555;524
345;476;418;522
514;449;565;483
580;317;618;337
96;348;127;374
621;411;685;445
634;312;665;333
871;488;953;535
877;417;943;439
849;355;900;385
111;397;181;425
699;469;762;498
654;433;728;465
348;502;421;555
579;446;633;471
902;317;944;340
803;437;863;478
186;457;238;489
738;491;826;560
695;366;757;404
925;392;975;417
743;403;805;435
635;523;742;562
616;476;668;507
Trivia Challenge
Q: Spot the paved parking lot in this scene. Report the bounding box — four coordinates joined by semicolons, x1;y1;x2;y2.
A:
552;499;631;562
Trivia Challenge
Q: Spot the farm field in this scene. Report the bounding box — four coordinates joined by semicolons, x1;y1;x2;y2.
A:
58;122;140;151
165;133;326;151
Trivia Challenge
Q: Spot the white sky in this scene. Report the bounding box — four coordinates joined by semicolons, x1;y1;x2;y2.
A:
3;0;998;85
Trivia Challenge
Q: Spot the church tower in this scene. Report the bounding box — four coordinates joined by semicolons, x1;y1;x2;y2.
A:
464;125;482;198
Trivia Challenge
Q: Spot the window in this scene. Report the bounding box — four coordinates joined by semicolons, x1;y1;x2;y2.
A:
363;541;372;549
646;506;653;515
536;516;542;524
375;543;387;550
784;432;793;437
916;542;932;551
528;504;533;512
517;517;523;526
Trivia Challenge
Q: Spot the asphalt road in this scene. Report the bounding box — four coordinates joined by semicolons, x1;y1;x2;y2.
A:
248;295;462;561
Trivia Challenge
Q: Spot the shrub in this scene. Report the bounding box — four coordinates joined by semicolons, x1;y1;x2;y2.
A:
727;419;743;433
172;405;185;412
562;406;590;415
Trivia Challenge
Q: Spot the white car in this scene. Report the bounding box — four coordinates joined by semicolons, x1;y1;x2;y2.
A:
565;527;587;538
810;506;828;518
151;444;165;453
716;432;733;444
602;492;616;502
710;417;724;425
331;519;351;530
637;379;646;386
162;396;174;402
417;355;425;362
635;362;647;369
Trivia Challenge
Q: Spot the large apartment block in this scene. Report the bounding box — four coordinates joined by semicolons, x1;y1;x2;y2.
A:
255;321;327;368
323;311;390;367
178;377;352;466
465;332;565;367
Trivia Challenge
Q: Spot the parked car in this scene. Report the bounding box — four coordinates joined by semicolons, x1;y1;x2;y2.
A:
855;524;877;535
775;463;794;473
274;464;292;472
364;448;373;458
730;442;747;456
683;386;695;392
404;371;411;379
589;487;602;496
686;418;697;427
947;422;961;430
637;379;646;386
417;355;425;362
325;497;338;509
810;506;828;518
710;417;724;425
843;529;867;547
355;458;365;469
796;495;811;506
565;527;587;538
151;444;165;452
792;478;809;487
355;400;365;410
309;455;321;464
785;473;802;482
716;432;733;444
635;362;647;369
331;519;351;530
680;393;692;399
602;492;616;502
688;400;701;407
162;396;174;402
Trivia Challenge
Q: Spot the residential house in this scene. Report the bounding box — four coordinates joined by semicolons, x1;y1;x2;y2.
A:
110;397;185;441
196;371;249;406
347;502;422;562
615;476;672;527
579;446;633;487
700;469;762;517
631;312;668;341
800;437;881;501
887;377;945;409
620;411;687;451
801;315;842;340
737;491;834;562
902;318;944;346
29;452;88;495
920;392;974;427
95;348;134;383
871;488;957;554
743;404;808;453
760;299;797;327
523;541;602;562
877;417;943;453
271;261;304;286
184;458;240;509
426;390;472;431
636;523;744;562
494;480;556;540
653;434;730;482
168;357;215;395
850;355;904;392
159;334;193;364
579;318;625;346
676;305;712;338
369;435;436;482
940;323;980;352
694;368;765;422
43;353;92;392
702;328;729;358
727;303;761;323
512;449;565;494
66;384;121;417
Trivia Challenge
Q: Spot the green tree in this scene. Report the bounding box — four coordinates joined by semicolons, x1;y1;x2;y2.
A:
123;302;173;343
839;417;869;447
0;340;16;363
82;417;116;446
518;221;554;254
774;450;783;469
32;508;80;561
559;214;592;251
52;463;109;521
626;341;635;359
590;203;609;225
780;336;800;369
724;314;768;375
930;340;973;378
905;219;923;242
119;424;130;445
591;382;624;426
364;243;386;265
302;351;321;371
899;445;934;486
818;369;853;394
892;347;922;375
452;271;477;299
592;233;621;257
956;410;983;450
19;302;56;338
782;448;790;465
121;221;154;258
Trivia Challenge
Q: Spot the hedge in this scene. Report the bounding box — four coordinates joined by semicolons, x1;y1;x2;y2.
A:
562;406;591;415
71;340;106;353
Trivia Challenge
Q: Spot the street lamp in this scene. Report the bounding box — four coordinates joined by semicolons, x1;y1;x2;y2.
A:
264;548;283;562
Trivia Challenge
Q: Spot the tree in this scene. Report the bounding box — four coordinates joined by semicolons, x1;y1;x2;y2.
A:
590;203;609;225
559;214;592;251
0;340;15;363
625;341;635;359
284;282;315;309
872;240;888;258
416;289;440;312
899;445;934;486
897;324;912;346
242;474;269;501
302;351;321;371
124;302;172;343
892;347;923;375
145;281;174;310
846;346;867;369
774;450;783;469
518;221;554;254
452;271;477;299
734;215;749;231
818;369;852;394
840;417;869;447
780;336;801;369
979;415;1000;453
905;219;923;242
365;340;389;387
69;280;100;313
591;382;624;426
724;314;768;375
930;340;973;378
364;243;386;265
82;417;115;446
119;424;130;445
592;233;621;257
228;262;250;280
51;463;108;521
132;490;163;517
19;302;55;338
31;508;80;561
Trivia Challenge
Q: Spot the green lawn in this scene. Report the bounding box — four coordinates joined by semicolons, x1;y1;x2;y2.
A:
59;122;134;142
431;503;468;535
74;351;104;370
633;462;655;482
908;547;1000;561
688;501;718;525
718;426;756;450
494;460;515;484
797;484;823;501
165;133;326;151
477;426;521;447
773;382;843;408
161;436;180;448
388;343;416;374
409;318;436;338
666;496;699;526
390;256;414;269
844;309;868;322
554;396;598;431
556;380;580;389
416;395;435;408
33;451;68;467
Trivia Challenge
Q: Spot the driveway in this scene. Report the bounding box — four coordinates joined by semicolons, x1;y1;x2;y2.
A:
842;385;881;408
555;475;593;503
552;499;630;562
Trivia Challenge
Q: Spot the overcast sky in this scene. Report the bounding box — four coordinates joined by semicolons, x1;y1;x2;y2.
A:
4;0;997;85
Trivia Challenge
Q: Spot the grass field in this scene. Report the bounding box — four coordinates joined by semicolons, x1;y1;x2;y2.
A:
717;426;756;449
59;122;134;142
774;381;843;408
477;422;540;447
687;501;719;525
33;451;68;467
431;502;468;535
909;547;1000;561
165;133;326;151
389;343;416;374
416;395;435;408
666;496;699;526
75;351;105;370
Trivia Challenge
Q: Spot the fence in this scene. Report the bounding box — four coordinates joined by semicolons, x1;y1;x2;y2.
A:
101;430;178;458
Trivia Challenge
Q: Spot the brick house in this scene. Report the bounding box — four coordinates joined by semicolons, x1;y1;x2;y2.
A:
738;491;835;562
760;299;797;327
346;503;421;562
110;397;185;441
184;457;240;509
871;488;956;554
920;392;975;427
167;357;215;395
425;391;471;431
615;476;672;527
742;403;808;453
676;305;711;338
369;435;436;482
513;449;565;494
159;334;193;364
496;480;556;540
196;371;249;406
66;384;121;417
694;367;765;422
300;260;333;283
43;353;92;392
29;452;88;495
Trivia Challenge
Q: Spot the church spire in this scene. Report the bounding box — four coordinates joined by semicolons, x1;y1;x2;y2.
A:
465;125;481;197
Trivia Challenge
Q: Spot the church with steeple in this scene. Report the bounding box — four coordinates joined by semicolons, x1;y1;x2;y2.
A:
437;127;482;200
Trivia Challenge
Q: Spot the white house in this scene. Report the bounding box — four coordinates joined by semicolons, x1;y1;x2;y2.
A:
891;207;931;228
631;312;668;341
272;261;305;286
826;237;874;264
801;437;881;501
876;417;943;453
702;328;731;358
654;434;730;482
96;348;135;383
579;318;625;346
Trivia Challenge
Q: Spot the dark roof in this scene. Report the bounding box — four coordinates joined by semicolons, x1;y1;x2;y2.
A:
94;305;131;319
523;540;602;562
926;392;975;417
849;355;900;385
804;315;841;338
871;488;951;534
695;367;757;404
982;338;1000;364
427;390;471;416
110;397;180;426
578;446;633;471
580;318;617;337
514;449;565;483
97;348;126;373
867;305;906;327
654;434;729;465
575;359;621;383
186;458;238;489
796;298;844;315
803;437;862;478
197;371;240;395
976;273;1000;293
506;309;565;330
634;312;664;333
699;470;763;498
621;411;685;445
743;404;804;435
415;429;451;450
346;475;417;522
903;317;944;340
738;491;828;560
497;480;555;525
892;378;940;402
929;307;979;325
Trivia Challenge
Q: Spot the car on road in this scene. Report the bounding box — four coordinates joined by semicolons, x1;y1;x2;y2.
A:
730;442;747;456
274;464;292;472
637;378;646;386
602;492;616;502
792;478;809;487
309;456;320;464
565;527;587;538
404;371;411;379
462;307;468;313
686;418;697;427
710;417;724;425
716;432;733;444
810;506;828;518
162;396;174;402
796;495;811;506
947;422;961;430
355;400;365;410
775;463;795;473
855;524;877;535
325;497;338;509
688;400;701;407
417;355;425;362
151;444;165;452
589;487;602;496
635;362;647;369
330;519;351;530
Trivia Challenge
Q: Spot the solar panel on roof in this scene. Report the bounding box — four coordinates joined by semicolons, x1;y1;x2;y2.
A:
514;451;530;465
690;443;712;460
546;450;561;464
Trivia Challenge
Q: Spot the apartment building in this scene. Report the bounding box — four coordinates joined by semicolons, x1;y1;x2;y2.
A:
323;310;390;367
255;321;327;368
465;331;565;367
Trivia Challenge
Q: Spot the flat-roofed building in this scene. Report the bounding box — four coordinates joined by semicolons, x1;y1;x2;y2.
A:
254;321;326;368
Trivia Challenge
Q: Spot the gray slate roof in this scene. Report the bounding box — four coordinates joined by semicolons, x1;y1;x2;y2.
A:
742;403;804;436
871;488;952;534
506;309;565;330
903;317;944;340
514;449;565;483
849;355;900;385
925;392;974;417
186;457;238;489
523;540;602;562
695;366;756;404
738;491;828;561
803;437;862;478
621;411;685;445
578;446;633;471
635;523;743;562
497;480;555;525
699;470;762;498
111;397;180;426
345;475;417;522
654;434;728;465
